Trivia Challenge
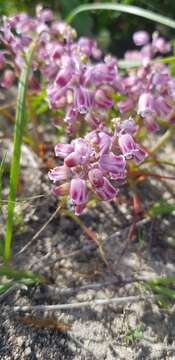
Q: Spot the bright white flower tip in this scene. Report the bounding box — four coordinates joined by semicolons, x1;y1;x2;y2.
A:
48;165;71;183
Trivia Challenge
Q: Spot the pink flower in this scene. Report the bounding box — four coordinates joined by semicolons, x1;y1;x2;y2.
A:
70;178;88;205
133;31;150;46
143;116;160;132
74;87;92;114
85;62;116;84
118;134;146;164
48;165;71;183
153;37;171;54
121;118;137;135
118;98;134;114
98;132;111;155
55;144;74;158
55;68;72;87
96;178;118;201
1;69;15;88
53;183;70;196
94;86;113;109
138;93;155;117
64;151;82;167
72;138;92;163
0;51;6;69
88;168;104;188
99;153;126;174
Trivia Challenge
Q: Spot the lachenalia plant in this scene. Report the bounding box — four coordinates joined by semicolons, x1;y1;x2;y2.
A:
1;4;175;233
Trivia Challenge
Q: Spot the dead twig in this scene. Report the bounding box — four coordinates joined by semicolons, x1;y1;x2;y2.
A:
9;294;155;312
15;205;61;257
34;275;158;300
108;217;151;241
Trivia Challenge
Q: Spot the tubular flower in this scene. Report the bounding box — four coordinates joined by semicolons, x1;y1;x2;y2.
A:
49;118;146;215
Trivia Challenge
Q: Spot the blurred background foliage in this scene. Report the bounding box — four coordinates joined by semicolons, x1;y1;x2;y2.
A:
0;0;175;56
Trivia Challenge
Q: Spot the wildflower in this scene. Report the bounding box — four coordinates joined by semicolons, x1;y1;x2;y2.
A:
1;69;15;88
133;31;150;46
118;133;146;164
99;153;126;174
48;165;71;182
88;168;104;188
138;93;155;117
70;178;88;205
96;178;118;201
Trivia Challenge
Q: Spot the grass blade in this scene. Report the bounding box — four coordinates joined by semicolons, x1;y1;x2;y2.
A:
0;151;7;213
0;266;44;284
147;276;175;287
4;41;36;262
118;56;175;70
66;3;175;29
0;282;13;295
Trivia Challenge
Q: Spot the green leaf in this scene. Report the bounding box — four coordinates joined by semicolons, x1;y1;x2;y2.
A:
150;285;175;300
0;282;13;295
4;40;37;262
0;266;44;284
66;3;175;29
147;276;175;287
149;200;175;217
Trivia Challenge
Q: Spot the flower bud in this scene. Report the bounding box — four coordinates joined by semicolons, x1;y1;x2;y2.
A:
143;116;160;132
138;92;155;117
118;134;137;159
118;98;134;114
1;70;15;88
70;178;88;205
64;151;81;167
98;132;111;155
94;86;113;109
55;68;72;87
133;31;149;46
88;168;104;188
53;183;70;196
55;144;74;158
118;134;146;164
74;87;92;114
99;153;126;174
153;37;171;54
96;178;118;201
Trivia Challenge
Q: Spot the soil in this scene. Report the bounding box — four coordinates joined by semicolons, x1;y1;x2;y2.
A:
0;113;175;359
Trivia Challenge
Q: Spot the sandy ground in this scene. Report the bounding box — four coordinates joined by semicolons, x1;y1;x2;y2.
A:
0;126;175;359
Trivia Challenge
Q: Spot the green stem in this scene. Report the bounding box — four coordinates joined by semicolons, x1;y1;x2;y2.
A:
4;40;37;262
150;128;175;154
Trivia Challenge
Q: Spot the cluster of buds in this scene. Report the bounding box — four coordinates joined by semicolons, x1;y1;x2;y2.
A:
0;6;78;90
119;31;175;130
42;32;125;133
49;119;146;214
0;7;123;133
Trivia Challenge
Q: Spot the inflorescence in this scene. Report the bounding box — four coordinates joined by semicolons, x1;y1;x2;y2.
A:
0;7;174;214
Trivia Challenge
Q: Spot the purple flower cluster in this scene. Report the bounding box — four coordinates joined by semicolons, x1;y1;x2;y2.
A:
0;6;53;88
45;47;124;133
49;119;146;214
1;9;174;214
121;31;175;130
